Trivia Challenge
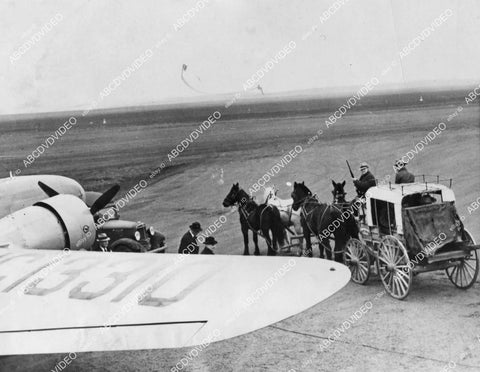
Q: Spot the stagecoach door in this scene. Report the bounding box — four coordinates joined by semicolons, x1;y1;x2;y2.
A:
370;198;396;235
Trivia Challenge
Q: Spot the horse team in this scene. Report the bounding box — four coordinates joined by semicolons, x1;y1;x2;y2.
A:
223;181;359;261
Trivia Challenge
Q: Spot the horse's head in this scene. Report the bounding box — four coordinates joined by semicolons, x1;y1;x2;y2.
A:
291;181;312;211
331;180;347;203
223;183;242;207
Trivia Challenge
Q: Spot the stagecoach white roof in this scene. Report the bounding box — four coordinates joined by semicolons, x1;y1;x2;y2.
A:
364;183;456;234
366;182;456;205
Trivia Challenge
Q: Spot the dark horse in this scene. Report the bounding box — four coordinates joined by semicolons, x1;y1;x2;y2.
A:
223;183;285;256
331;179;362;233
331;180;348;205
331;179;363;217
291;181;359;260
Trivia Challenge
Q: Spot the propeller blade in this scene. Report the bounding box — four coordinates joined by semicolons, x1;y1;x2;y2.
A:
38;181;59;197
90;184;120;215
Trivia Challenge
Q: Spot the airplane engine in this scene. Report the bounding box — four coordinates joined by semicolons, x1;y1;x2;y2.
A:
0;195;95;250
0;175;86;216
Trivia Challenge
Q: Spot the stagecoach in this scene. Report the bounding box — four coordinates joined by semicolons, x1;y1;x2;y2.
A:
344;177;479;299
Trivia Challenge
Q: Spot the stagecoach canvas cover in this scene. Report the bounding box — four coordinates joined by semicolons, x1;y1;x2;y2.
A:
402;203;459;255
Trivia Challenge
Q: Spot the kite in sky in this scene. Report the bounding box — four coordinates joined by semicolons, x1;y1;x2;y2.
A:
181;64;207;94
180;64;266;96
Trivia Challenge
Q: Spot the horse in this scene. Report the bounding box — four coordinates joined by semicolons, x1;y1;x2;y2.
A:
223;183;285;256
331;179;369;222
263;185;303;254
291;181;359;260
331;178;363;236
331;180;348;205
331;179;357;213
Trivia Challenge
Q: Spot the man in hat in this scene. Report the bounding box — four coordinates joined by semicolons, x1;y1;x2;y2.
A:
201;236;217;255
394;159;415;184
97;233;110;252
352;162;376;197
350;162;376;223
178;222;202;254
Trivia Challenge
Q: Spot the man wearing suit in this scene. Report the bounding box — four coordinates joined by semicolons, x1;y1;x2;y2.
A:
97;233;110;252
178;222;202;254
352;162;377;197
351;162;376;223
394;159;415;184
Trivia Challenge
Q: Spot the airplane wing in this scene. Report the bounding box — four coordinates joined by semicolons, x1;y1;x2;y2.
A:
0;249;350;355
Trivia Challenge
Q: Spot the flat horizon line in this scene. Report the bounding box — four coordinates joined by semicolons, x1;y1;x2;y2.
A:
0;80;477;121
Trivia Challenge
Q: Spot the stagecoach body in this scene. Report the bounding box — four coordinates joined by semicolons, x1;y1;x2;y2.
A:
345;180;479;300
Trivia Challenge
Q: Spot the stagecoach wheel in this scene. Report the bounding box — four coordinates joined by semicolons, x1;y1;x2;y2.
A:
377;236;412;300
445;229;479;289
343;238;370;284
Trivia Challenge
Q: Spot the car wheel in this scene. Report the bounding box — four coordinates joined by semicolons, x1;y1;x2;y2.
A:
110;238;143;253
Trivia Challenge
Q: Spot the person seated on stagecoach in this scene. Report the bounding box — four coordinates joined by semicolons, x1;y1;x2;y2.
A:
352;162;376;197
394;159;415;184
351;162;376;222
420;192;436;205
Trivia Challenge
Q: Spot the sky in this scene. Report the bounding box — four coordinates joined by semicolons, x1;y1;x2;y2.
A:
1;0;479;115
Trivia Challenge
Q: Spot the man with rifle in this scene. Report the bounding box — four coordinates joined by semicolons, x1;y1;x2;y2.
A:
350;162;377;197
347;161;377;221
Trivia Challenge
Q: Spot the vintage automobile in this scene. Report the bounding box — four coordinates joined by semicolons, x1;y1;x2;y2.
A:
344;177;479;299
85;191;166;253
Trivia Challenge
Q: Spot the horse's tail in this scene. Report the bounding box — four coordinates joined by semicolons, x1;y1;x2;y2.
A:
271;206;286;247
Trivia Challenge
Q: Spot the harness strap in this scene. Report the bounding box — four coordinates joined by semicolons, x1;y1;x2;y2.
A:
258;206;274;248
284;224;296;235
239;205;258;233
331;204;342;214
300;201;336;254
259;205;269;230
333;193;347;204
300;199;321;238
318;204;330;231
239;203;272;247
316;204;337;254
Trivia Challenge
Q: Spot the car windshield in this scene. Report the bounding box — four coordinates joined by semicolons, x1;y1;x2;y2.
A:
95;205;119;221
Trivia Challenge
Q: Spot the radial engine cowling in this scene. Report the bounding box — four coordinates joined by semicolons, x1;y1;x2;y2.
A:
0;195;95;250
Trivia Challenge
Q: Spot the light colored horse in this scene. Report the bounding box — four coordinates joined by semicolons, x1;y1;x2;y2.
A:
264;185;303;255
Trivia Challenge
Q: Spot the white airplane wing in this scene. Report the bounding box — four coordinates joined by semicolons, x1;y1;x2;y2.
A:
0;249;350;355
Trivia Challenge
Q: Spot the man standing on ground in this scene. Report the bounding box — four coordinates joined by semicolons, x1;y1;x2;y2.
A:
201;236;217;255
178;222;202;254
97;233;111;252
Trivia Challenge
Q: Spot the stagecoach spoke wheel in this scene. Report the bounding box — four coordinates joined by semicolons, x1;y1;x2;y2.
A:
377;236;412;300
446;229;479;289
343;238;370;284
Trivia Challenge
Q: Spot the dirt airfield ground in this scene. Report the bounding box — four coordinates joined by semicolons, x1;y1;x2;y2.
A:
0;92;479;371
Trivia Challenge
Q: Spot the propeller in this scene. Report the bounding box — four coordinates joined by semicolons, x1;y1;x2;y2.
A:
38;181;120;215
89;184;120;215
38;181;59;197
